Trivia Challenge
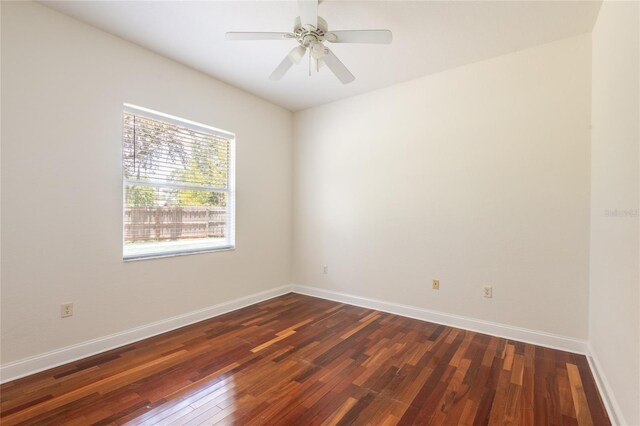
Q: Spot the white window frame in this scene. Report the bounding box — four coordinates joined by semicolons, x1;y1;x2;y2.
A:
122;104;236;261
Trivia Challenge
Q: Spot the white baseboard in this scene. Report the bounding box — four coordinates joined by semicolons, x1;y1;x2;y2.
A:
586;342;626;426
291;285;588;354
0;285;293;384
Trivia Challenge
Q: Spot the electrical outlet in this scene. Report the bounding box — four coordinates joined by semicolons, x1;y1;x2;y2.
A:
432;279;440;290
61;303;73;318
322;265;328;274
483;286;493;298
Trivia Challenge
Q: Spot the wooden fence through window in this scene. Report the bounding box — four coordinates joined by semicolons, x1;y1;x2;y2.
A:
124;207;226;242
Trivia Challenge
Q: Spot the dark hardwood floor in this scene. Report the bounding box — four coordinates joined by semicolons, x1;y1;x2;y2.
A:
1;293;609;425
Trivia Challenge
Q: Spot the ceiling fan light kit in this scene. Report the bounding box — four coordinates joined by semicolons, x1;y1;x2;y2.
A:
225;0;392;84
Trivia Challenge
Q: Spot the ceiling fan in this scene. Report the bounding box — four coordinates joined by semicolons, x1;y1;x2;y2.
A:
225;0;392;84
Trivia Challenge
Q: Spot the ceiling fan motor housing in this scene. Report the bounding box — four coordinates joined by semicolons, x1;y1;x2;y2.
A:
294;16;330;48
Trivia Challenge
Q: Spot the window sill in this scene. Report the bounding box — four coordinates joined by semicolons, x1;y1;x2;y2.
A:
123;245;235;262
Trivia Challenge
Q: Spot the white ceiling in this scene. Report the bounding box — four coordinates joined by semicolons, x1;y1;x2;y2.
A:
42;1;602;111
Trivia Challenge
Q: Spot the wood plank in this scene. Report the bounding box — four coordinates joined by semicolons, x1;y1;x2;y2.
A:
567;363;594;426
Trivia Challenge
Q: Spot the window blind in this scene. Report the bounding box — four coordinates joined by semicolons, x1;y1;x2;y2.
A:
122;105;235;260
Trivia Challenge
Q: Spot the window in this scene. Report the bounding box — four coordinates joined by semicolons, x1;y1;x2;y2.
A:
122;105;235;260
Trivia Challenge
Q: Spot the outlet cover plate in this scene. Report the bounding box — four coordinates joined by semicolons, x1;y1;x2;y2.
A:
61;303;73;318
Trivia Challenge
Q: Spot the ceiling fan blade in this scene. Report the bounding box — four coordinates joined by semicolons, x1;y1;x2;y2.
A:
323;48;355;84
326;30;392;44
226;32;292;41
270;57;294;81
298;0;318;28
270;46;307;80
288;45;307;64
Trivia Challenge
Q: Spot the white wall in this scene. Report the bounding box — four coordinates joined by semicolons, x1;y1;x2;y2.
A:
590;2;640;424
293;34;592;340
0;2;292;365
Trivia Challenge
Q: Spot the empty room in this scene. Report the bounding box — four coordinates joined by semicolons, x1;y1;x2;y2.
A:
1;0;638;424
